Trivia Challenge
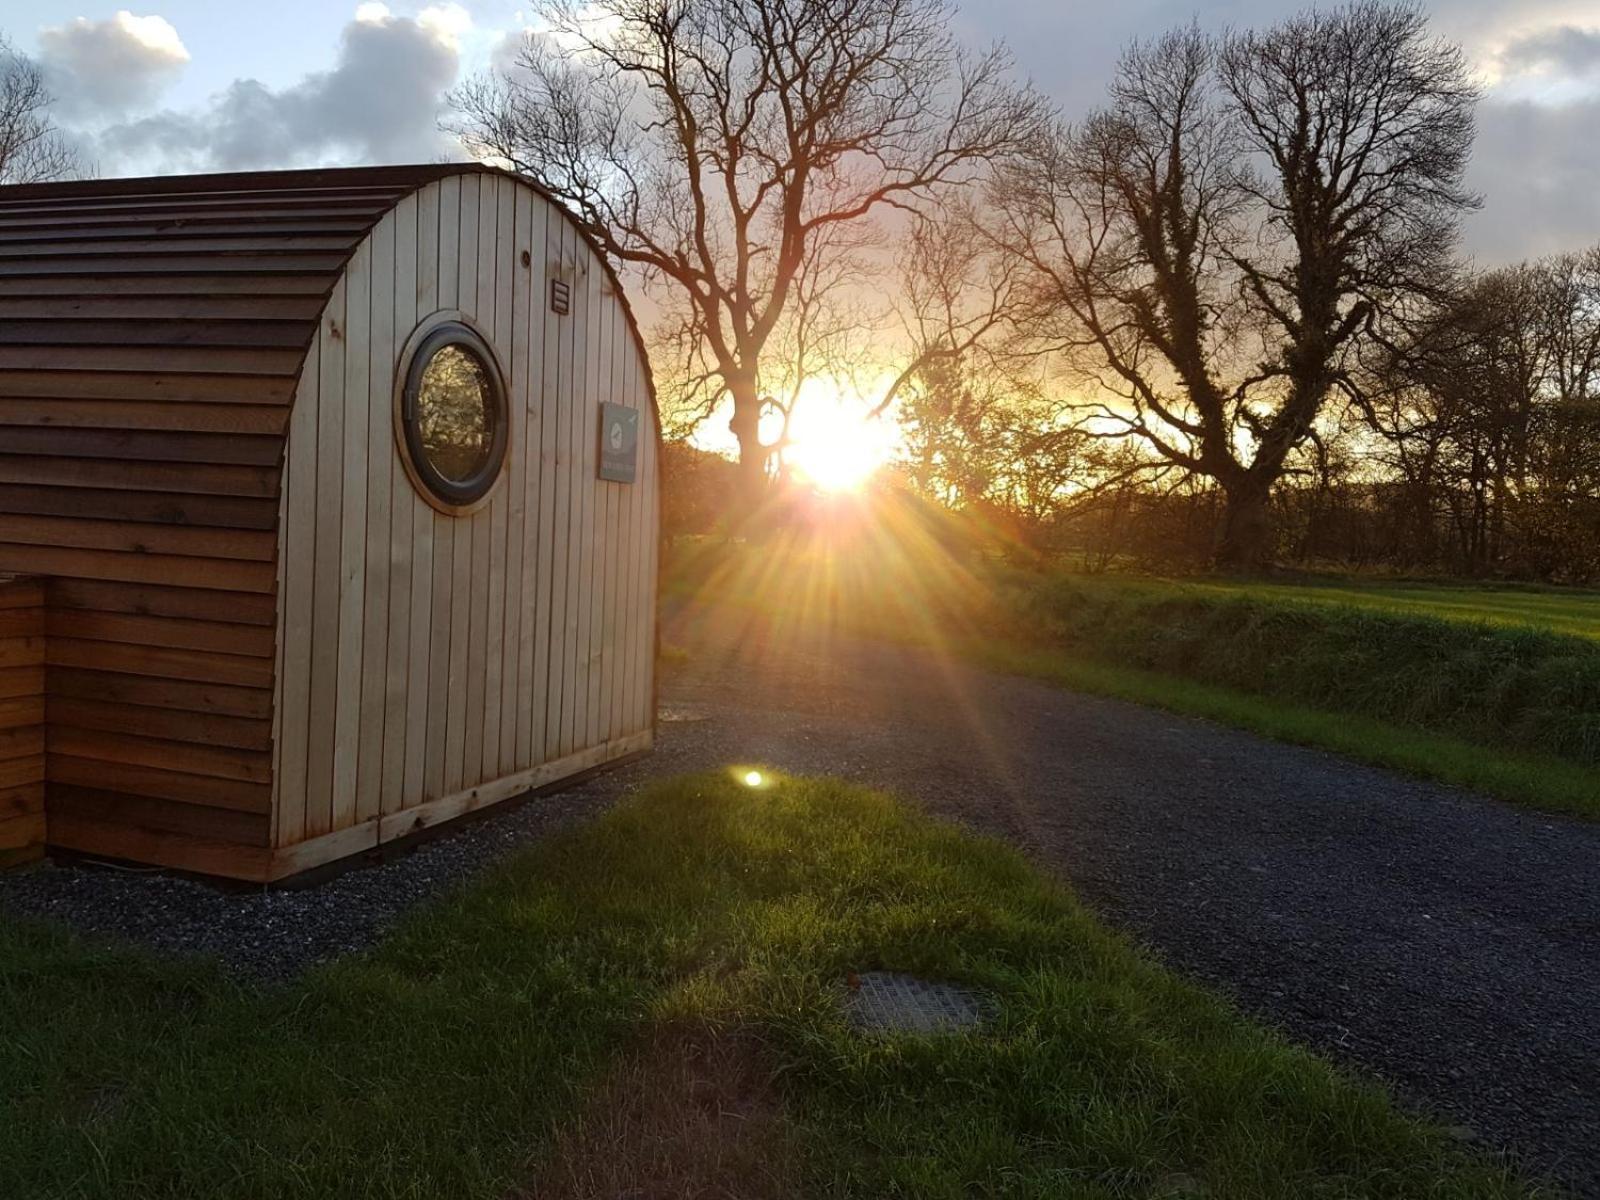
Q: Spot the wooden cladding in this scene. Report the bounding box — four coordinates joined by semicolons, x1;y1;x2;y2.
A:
0;165;660;880
271;173;659;872
0;577;45;867
0;170;429;875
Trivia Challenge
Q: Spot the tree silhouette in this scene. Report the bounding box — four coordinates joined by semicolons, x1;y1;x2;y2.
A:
995;3;1477;568
450;0;1038;504
0;36;82;185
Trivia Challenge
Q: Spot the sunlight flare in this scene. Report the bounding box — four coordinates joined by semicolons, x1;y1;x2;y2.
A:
781;380;899;493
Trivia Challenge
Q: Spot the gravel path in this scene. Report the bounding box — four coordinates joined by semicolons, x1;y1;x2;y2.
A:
3;601;1597;1192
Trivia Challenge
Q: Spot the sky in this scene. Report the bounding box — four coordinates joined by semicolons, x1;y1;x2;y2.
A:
4;0;1600;265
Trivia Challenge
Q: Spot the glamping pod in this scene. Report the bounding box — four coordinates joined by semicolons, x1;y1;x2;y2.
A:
0;165;660;880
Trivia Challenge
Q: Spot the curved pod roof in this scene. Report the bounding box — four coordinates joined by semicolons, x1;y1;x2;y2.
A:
0;162;656;457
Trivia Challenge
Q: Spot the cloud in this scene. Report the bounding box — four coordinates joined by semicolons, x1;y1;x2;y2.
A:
1499;25;1600;81
37;10;189;119
417;4;473;48
1462;95;1600;263
488;27;530;76
93;6;467;175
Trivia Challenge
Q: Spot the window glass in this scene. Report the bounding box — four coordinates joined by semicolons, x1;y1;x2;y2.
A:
400;323;506;508
416;344;495;484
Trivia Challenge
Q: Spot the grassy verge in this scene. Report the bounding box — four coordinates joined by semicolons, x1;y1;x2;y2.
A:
972;641;1600;820
1182;575;1600;641
0;773;1542;1198
1008;573;1600;816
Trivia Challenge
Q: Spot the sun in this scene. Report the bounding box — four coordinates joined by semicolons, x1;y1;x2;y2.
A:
781;383;898;493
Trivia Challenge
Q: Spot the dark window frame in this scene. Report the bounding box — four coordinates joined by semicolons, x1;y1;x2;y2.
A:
398;321;509;510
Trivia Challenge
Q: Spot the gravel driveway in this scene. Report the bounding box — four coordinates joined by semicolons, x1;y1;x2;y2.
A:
4;600;1597;1193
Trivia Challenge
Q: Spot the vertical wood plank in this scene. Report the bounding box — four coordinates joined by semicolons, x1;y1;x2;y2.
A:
425;509;454;800
331;241;372;833
529;200;559;766
495;178;525;775
356;212;395;824
425;180;457;801
445;515;472;792
304;281;346;839
380;194;419;816
585;280;610;744
505;185;537;771
270;482;286;844
436;176;459;317
451;171;480;790
559;228;587;757
626;340;652;733
599;298;623;744
468;176;502;783
275;341;319;846
619;332;642;738
543;215;573;760
402;184;438;810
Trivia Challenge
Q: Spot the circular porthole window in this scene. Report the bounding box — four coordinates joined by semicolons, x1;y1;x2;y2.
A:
399;321;508;510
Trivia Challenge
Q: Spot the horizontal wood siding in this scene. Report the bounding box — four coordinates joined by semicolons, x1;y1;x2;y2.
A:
0;171;420;871
272;176;658;865
0;577;45;867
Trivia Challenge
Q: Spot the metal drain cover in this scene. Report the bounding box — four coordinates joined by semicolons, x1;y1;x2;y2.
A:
844;971;988;1033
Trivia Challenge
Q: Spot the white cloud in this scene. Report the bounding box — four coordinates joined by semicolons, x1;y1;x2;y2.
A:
1499;25;1600;82
1462;95;1600;263
418;5;473;48
37;10;189;119
93;7;465;175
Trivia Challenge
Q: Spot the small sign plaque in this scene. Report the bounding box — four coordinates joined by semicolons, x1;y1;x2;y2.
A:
598;402;639;483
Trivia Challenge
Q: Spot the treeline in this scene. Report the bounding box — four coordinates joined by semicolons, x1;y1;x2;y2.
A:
903;248;1600;581
665;245;1600;584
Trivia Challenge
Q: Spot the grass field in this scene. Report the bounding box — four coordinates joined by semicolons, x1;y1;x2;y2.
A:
1183;576;1600;641
0;773;1539;1198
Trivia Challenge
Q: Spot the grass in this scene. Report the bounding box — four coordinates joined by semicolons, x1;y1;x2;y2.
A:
1016;572;1600;749
665;532;1600;820
1184;576;1600;641
0;772;1545;1198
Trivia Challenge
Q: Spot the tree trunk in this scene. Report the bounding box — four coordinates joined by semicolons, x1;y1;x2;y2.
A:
1216;480;1273;572
726;382;768;511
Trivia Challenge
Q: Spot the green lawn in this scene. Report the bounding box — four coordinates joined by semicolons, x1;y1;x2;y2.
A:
1183;577;1600;641
0;773;1541;1198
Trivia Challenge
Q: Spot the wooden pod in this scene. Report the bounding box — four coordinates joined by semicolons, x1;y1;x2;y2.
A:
0;166;660;880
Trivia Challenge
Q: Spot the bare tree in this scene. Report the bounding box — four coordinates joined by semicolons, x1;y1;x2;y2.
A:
996;3;1477;568
1363;248;1600;575
1;36;82;185
450;0;1038;503
868;201;1030;422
